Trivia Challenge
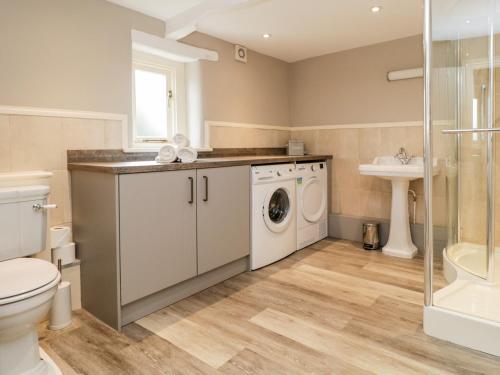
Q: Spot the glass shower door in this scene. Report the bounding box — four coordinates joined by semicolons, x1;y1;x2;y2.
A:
429;0;500;320
424;1;500;356
454;49;493;280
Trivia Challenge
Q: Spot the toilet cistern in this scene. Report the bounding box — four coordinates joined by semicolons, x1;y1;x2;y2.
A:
358;154;439;258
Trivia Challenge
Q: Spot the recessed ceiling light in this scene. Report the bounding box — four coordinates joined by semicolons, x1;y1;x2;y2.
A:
465;19;471;24
371;5;382;13
262;33;271;39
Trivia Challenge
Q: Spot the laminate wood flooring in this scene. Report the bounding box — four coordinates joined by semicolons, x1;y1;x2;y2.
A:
39;238;500;374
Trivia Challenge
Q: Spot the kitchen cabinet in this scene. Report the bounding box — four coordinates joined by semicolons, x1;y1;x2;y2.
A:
72;165;250;329
197;166;250;274
119;170;197;305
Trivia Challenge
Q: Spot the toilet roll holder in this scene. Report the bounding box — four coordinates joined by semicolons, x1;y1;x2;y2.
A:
49;259;72;331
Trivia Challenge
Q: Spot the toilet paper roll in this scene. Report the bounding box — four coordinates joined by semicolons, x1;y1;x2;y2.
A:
52;242;76;266
49;281;72;330
50;226;72;248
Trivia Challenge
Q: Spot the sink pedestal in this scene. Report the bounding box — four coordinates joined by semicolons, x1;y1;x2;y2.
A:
358;155;438;258
383;178;417;259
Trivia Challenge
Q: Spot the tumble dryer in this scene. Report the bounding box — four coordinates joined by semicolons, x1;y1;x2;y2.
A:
296;162;328;249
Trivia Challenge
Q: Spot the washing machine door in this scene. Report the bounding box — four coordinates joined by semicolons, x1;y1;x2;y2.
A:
263;186;293;233
301;176;326;223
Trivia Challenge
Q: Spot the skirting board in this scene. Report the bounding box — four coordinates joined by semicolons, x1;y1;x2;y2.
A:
121;257;249;326
328;214;447;256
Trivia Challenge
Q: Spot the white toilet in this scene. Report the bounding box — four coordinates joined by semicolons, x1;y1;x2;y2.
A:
0;172;61;375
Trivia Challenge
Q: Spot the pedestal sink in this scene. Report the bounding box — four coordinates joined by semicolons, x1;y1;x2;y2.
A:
359;156;439;258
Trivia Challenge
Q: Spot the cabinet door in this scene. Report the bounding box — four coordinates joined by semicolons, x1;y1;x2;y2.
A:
119;170;197;305
197;166;250;274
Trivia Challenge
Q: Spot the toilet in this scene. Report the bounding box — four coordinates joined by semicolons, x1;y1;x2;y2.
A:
0;172;61;375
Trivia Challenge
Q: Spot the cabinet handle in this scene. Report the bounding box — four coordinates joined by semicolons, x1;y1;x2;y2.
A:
188;177;194;204
203;175;208;202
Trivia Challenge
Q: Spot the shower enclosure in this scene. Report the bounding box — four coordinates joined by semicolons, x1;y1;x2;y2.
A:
424;0;500;356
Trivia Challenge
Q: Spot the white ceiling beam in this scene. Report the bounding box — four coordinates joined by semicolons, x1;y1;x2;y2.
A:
132;30;219;62
165;0;253;40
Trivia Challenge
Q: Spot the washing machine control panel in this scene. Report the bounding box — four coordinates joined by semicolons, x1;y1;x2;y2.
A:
296;162;326;176
252;164;296;184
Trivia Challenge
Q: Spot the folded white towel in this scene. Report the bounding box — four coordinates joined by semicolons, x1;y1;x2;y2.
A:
156;144;178;164
177;147;198;163
172;133;190;148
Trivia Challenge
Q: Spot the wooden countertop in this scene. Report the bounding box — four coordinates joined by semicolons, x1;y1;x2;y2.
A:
67;154;332;174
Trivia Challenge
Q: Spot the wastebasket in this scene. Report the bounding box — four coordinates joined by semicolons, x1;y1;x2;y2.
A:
362;223;380;250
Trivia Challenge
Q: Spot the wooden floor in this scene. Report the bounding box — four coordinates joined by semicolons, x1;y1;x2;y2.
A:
39;238;500;374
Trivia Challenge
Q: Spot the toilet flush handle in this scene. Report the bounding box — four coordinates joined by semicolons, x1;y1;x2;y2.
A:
33;203;57;212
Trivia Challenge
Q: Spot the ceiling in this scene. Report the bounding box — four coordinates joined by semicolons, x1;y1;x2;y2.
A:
108;0;423;62
108;0;206;20
433;0;500;41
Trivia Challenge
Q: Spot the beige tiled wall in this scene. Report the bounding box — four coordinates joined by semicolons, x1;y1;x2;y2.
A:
209;125;290;148
4;119;289;231
210;124;446;226
1;114;122;310
2;119;452;245
0;114;122;253
291;125;448;226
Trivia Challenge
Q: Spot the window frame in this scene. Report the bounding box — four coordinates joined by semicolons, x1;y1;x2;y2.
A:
131;51;186;149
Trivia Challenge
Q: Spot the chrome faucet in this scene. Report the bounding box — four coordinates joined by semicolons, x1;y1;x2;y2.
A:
394;147;412;165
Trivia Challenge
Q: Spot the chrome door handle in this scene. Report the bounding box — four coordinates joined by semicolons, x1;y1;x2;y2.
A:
33;203;57;212
188;177;194;204
441;128;500;134
203;176;208;202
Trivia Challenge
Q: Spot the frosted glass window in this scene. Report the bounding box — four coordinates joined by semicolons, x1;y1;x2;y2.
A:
134;68;169;139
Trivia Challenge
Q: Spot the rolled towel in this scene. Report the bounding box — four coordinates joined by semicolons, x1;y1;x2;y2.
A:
156;144;178;163
177;147;198;163
172;133;190;148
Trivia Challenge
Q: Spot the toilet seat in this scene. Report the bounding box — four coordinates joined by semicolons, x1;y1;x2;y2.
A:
0;258;60;305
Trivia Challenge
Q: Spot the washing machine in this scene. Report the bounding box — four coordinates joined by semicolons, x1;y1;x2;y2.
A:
251;163;297;270
296;161;328;250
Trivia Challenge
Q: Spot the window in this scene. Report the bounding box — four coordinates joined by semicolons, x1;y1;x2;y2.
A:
132;52;186;146
129;30;218;151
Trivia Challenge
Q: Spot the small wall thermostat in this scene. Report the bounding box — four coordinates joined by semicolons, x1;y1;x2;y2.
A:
235;45;247;63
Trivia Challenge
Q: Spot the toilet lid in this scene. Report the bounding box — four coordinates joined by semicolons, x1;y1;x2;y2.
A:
0;258;59;300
